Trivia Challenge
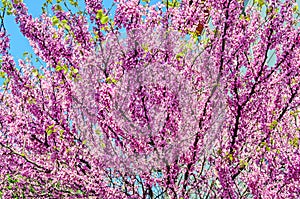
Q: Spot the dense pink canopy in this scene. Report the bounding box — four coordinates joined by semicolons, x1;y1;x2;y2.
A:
0;0;299;198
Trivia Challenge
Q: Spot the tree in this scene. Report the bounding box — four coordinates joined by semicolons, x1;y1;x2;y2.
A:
0;0;299;198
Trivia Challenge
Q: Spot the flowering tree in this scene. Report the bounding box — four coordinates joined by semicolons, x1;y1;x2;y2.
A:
0;0;300;198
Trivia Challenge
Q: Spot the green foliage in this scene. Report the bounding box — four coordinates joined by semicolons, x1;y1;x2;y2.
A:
31;68;44;79
1;0;13;15
46;123;55;136
269;120;278;130
175;52;184;60
289;137;299;148
29;185;35;193
52;16;60;26
290;110;300;117
13;0;23;4
72;68;78;74
76;189;84;195
254;0;265;9
106;76;118;84
0;71;6;78
53;4;62;11
225;152;234;161
22;51;29;57
52;16;71;31
69;0;78;7
96;9;103;20
3;77;10;86
52;32;59;39
239;159;248;168
32;69;39;77
101;16;109;24
0;175;21;197
96;9;109;25
7;175;19;184
293;4;299;13
163;0;180;8
55;63;69;74
260;141;271;152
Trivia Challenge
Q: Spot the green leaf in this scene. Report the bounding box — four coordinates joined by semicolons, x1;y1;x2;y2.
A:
101;16;109;24
176;52;184;60
23;51;29;57
239;159;248;168
3;77;10;86
254;0;264;8
0;71;6;78
260;141;267;147
46;124;55;136
163;0;180;8
54;4;62;11
28;97;37;104
100;141;106;149
228;153;233;161
96;9;103;20
56;65;63;71
95;129;102;136
63;64;68;74
289;137;299;148
29;185;35;193
46;129;53;136
76;189;84;194
53;32;59;39
141;43;149;51
55;182;61;188
106;76;118;84
8;175;18;183
13;0;23;4
225;153;234;161
52;16;60;26
293;5;299;13
269;120;278;130
32;69;39;76
69;0;78;6
61;19;67;24
64;24;71;31
38;75;45;79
